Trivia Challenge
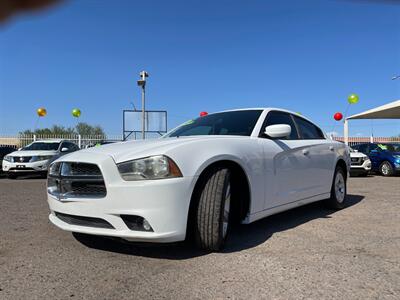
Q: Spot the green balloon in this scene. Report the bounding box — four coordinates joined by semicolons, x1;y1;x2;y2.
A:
348;94;359;104
72;108;81;118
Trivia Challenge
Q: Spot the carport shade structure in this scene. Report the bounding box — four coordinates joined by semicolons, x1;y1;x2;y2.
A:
344;99;400;144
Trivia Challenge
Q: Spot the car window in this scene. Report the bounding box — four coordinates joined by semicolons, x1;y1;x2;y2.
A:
260;111;299;140
23;142;60;151
165;110;263;137
293;116;325;140
354;144;367;153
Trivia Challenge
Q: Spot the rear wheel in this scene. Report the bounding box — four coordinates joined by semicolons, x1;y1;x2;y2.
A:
195;167;231;251
325;166;347;209
379;161;393;177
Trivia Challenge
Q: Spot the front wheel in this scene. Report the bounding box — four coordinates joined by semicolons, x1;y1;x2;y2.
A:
325;166;347;209
7;173;17;179
379;161;393;177
195;167;231;251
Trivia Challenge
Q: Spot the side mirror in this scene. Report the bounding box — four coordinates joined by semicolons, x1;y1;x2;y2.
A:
264;124;291;139
61;147;69;152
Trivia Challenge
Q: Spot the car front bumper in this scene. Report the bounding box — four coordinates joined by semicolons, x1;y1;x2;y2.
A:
350;159;371;175
47;153;197;243
2;160;50;173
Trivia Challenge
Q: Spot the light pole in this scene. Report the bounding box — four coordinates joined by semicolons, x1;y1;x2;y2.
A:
137;71;149;139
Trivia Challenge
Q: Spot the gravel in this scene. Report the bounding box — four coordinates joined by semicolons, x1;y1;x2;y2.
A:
0;175;399;299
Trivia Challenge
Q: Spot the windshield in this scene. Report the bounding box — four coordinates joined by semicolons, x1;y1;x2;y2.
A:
165;110;263;138
376;143;400;152
23;142;60;151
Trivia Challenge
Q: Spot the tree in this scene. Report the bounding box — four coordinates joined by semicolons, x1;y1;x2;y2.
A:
75;123;105;137
20;123;105;137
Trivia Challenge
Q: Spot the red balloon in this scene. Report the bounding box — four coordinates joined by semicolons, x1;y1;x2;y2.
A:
334;112;343;121
200;111;208;117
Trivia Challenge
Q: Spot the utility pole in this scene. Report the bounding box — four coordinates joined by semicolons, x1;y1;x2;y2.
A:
137;71;149;140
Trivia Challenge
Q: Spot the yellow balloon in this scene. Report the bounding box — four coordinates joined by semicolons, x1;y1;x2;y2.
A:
72;108;81;118
37;108;47;117
348;94;359;104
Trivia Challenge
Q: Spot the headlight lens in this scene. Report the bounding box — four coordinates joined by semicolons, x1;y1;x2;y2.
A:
30;155;53;162
3;155;13;162
117;155;182;181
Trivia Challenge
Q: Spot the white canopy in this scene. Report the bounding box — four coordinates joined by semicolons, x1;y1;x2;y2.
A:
347;99;400;120
344;99;400;144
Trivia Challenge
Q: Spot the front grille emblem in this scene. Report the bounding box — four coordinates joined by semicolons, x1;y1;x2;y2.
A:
19;157;24;162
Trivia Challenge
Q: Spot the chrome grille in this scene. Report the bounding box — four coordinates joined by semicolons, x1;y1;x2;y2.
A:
351;157;363;166
13;156;32;163
48;162;106;199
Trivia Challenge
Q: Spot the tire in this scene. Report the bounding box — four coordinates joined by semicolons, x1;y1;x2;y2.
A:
7;173;17;179
325;166;347;209
195;167;231;251
379;161;393;177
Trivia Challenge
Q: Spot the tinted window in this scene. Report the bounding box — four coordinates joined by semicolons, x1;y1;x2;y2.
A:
165;110;262;137
354;144;368;154
293;116;324;139
261;111;299;140
23;142;60;151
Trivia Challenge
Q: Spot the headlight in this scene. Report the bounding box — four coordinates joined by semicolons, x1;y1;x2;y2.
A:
30;155;53;162
3;155;13;162
117;155;182;181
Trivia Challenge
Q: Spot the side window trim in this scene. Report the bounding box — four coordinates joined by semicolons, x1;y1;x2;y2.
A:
258;110;300;140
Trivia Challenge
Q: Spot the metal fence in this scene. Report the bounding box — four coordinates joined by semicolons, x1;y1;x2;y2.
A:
0;134;124;149
1;135;399;149
332;136;400;147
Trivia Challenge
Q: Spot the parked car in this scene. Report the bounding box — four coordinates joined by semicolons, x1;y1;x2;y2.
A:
46;108;350;251
352;143;400;176
0;145;17;173
349;147;371;176
2;140;79;179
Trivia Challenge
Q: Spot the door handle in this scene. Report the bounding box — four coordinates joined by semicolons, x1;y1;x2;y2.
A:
302;149;309;155
329;146;334;151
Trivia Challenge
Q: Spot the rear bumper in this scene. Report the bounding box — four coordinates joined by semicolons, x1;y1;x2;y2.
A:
47;153;198;243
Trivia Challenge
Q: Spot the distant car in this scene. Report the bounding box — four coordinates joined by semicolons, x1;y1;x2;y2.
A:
349;147;371;176
0;145;17;173
47;108;350;251
2;140;79;179
352;143;400;176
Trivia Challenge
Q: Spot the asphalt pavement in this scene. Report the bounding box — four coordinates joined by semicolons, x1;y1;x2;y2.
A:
0;175;399;299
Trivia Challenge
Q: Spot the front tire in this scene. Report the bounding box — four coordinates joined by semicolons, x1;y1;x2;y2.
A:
379;161;393;177
7;173;17;179
195;167;231;251
325;166;347;209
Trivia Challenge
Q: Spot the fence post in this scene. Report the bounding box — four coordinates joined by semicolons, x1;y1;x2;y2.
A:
33;134;37;142
78;135;82;149
344;119;349;145
370;135;374;143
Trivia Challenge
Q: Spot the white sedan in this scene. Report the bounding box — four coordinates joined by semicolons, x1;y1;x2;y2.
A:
47;108;350;251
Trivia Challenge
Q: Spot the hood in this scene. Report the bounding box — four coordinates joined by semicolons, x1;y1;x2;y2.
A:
70;136;249;163
8;150;57;157
350;152;367;158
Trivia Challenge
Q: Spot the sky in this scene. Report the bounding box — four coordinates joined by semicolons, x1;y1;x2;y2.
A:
1;0;400;137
